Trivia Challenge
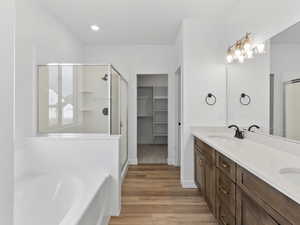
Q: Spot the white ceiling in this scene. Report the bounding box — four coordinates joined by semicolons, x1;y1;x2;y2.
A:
271;21;300;44
37;0;238;45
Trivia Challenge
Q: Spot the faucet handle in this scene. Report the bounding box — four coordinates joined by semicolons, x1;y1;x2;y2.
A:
228;124;239;130
248;124;260;132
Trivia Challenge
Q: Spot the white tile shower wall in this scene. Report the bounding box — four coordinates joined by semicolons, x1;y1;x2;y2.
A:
15;0;84;147
0;0;14;224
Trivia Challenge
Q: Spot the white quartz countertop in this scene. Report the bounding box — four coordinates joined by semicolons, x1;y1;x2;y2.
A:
191;127;300;205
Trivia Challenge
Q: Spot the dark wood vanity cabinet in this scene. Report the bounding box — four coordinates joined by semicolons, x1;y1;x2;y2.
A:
194;137;300;225
194;138;216;215
204;157;216;214
194;145;205;193
236;187;280;225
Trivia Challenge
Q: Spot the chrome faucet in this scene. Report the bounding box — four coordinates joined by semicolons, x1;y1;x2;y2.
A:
248;124;260;132
228;124;244;139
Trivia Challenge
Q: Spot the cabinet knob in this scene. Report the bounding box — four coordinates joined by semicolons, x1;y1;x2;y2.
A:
221;162;229;168
199;159;203;166
219;186;229;195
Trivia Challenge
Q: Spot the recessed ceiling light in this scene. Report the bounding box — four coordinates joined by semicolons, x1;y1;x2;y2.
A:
90;25;100;31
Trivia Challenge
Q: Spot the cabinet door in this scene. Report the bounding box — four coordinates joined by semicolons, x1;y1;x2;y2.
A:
194;149;205;194
204;160;216;216
236;188;279;225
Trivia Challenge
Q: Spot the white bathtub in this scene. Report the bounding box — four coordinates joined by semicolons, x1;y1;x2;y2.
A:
15;170;111;225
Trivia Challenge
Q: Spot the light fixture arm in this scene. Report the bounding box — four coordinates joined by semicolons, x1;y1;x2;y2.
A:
226;32;265;64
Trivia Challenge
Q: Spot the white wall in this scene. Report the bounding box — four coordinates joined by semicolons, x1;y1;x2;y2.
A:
15;0;84;146
227;43;271;130
226;0;300;46
180;19;227;187
271;43;300;72
174;25;183;70
84;45;177;165
0;0;14;224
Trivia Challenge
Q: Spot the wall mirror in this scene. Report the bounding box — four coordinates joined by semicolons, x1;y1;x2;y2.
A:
226;21;300;142
270;21;300;141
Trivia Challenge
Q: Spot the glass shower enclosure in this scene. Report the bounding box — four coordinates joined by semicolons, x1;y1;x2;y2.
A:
37;64;128;170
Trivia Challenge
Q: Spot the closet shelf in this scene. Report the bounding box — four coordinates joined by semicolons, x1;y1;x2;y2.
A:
138;96;150;99
153;133;168;137
138;77;168;145
153;96;168;100
153;122;168;124
154;109;168;112
138;114;153;118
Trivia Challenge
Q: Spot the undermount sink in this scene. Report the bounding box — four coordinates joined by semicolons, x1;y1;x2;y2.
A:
279;168;300;186
206;135;238;144
207;135;234;141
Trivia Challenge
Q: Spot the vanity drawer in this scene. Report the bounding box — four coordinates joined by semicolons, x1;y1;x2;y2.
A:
216;152;236;182
237;166;300;225
194;138;215;163
216;198;236;225
216;168;236;216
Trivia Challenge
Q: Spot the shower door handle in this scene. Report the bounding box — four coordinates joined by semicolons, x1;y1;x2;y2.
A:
102;108;109;116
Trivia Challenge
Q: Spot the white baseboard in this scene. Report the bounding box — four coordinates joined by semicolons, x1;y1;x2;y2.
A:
181;180;197;188
167;157;180;166
98;216;110;225
128;158;138;165
167;157;175;166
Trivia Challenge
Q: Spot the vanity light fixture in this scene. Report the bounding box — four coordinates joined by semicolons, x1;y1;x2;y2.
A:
226;33;265;64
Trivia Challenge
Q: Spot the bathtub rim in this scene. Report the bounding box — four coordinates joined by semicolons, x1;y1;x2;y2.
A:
60;171;111;225
14;170;111;225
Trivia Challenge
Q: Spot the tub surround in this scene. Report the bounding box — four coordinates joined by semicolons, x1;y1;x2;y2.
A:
15;135;124;223
191;127;300;204
15;169;111;225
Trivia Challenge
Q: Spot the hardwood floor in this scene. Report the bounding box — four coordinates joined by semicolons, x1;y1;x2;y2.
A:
138;145;168;164
109;165;218;225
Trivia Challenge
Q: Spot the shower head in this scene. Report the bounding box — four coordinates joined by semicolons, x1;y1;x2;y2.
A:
102;74;108;81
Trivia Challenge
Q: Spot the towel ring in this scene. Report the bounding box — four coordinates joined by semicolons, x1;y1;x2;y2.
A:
240;93;251;105
205;93;216;106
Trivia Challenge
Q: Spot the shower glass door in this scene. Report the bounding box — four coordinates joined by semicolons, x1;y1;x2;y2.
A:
110;68;120;135
38;64;110;134
120;78;128;170
284;80;300;141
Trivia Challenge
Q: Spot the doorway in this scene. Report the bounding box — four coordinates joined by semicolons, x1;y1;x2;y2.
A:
137;74;168;164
